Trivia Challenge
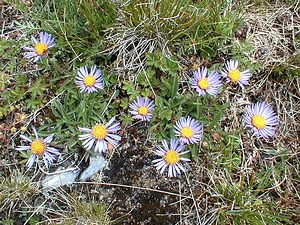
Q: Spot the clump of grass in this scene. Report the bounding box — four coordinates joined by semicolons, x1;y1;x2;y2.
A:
192;162;297;224
0;171;38;213
49;191;112;225
105;0;242;73
68;200;111;225
78;0;117;37
214;180;294;225
7;0;117;62
0;218;14;225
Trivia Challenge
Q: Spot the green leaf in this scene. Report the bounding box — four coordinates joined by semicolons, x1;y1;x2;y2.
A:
159;108;172;120
26;98;44;110
16;74;27;85
0;73;9;91
146;52;161;68
164;57;180;76
171;74;179;100
226;209;247;215
190;145;199;159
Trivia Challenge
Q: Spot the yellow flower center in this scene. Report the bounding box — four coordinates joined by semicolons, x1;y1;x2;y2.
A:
84;75;96;87
228;69;241;82
252;115;267;130
31;139;46;155
164;150;180;165
138;106;148;116
181;127;194;139
92;124;107;140
35;43;48;55
198;78;210;90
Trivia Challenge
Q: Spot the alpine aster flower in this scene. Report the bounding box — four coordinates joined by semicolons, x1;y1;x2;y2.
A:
129;97;155;121
75;66;103;93
222;60;251;89
152;139;190;177
16;127;60;168
24;32;55;62
243;102;278;138
191;67;222;96
174;117;203;144
79;117;121;153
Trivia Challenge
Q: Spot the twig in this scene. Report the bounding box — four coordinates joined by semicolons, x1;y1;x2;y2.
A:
75;181;193;199
184;173;201;224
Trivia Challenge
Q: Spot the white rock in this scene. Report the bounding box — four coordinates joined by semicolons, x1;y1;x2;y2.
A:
79;156;107;181
41;167;80;191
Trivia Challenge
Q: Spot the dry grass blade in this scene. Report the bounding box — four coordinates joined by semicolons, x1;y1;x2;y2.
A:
244;1;300;68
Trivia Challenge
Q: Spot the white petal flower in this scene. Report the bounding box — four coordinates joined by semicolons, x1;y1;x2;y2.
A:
16;127;60;169
152;139;190;177
79;117;121;153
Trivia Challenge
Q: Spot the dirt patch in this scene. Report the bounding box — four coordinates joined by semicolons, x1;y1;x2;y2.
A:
103;124;193;224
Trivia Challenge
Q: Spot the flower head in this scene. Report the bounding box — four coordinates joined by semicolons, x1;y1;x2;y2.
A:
129;97;155;121
24;32;55;62
221;60;251;89
174;117;203;144
191;67;222;96
79;117;121;153
75;66;103;93
152;139;190;177
243;102;278;138
16;127;60;168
